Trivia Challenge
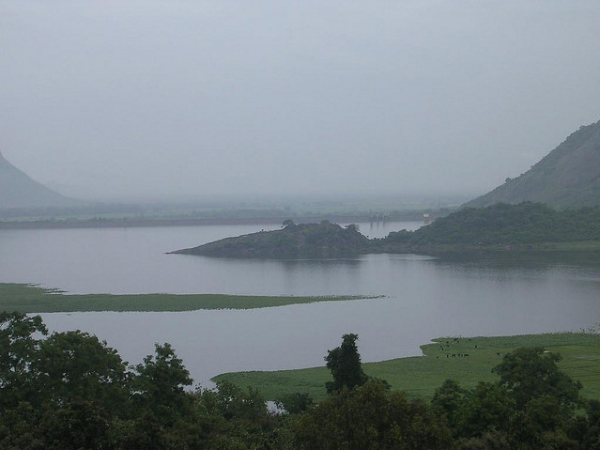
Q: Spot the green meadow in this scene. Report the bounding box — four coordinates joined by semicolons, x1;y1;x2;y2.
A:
0;283;380;313
214;332;600;402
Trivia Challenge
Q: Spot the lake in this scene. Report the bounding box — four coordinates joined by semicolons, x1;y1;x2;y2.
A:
1;221;600;387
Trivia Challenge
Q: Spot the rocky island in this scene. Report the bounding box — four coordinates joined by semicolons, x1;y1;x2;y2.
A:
171;220;371;258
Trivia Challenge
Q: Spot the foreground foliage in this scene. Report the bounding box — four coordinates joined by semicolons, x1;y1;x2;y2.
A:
3;313;600;449
431;347;589;449
0;312;285;449
295;380;452;450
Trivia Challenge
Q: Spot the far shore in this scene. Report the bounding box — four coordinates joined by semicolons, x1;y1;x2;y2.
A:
0;214;425;230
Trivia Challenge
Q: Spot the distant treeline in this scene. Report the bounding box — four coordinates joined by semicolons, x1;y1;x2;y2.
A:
382;202;600;248
0;201;452;226
0;203;145;219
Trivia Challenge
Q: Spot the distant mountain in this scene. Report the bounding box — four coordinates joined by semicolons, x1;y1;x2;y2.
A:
0;152;78;209
465;119;600;209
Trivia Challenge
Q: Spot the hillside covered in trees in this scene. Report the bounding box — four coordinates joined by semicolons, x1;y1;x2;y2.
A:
381;202;600;252
465;119;600;209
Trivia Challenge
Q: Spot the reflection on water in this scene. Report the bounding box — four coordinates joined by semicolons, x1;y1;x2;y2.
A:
2;223;600;387
429;252;600;285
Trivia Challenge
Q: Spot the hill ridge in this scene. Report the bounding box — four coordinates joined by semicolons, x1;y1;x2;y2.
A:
465;119;600;208
0;152;78;209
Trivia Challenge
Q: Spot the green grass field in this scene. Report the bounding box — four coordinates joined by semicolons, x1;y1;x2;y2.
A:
0;283;380;313
214;333;600;402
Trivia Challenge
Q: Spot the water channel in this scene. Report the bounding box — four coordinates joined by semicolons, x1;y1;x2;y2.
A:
1;221;599;386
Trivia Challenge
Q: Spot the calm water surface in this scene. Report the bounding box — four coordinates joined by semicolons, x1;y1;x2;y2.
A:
1;221;600;387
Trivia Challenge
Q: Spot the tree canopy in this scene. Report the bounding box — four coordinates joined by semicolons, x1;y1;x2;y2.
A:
2;314;600;449
383;202;600;248
325;333;369;393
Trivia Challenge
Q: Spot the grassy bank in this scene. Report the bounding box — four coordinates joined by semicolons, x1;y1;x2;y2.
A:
214;332;600;401
0;283;380;313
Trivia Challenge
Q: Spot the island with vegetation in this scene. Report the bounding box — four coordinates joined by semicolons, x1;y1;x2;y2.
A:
0;283;379;313
171;219;371;258
170;202;600;258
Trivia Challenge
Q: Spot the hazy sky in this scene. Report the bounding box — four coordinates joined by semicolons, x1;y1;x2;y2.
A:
2;1;599;201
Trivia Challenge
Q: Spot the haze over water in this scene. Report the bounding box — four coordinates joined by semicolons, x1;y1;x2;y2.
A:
2;223;599;387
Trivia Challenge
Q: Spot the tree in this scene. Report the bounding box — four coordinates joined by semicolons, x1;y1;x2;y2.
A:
455;382;515;439
275;392;314;415
489;347;583;449
295;380;452;450
345;223;359;233
34;330;129;410
132;343;193;421
492;347;581;409
324;333;368;393
431;379;468;432
282;219;295;229
0;312;47;407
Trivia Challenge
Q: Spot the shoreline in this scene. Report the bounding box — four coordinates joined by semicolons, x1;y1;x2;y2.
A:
213;332;600;402
0;214;422;230
0;283;383;313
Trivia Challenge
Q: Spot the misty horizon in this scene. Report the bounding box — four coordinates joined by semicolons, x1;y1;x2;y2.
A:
2;1;599;202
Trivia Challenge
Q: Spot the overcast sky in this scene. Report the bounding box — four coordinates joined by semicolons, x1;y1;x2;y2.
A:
1;0;599;201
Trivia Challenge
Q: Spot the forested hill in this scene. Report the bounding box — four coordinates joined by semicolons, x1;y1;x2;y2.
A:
172;220;371;258
0;152;78;208
381;202;600;250
465;119;600;208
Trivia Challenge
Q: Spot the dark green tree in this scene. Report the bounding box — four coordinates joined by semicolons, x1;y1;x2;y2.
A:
195;382;283;450
275;392;314;415
325;333;369;393
0;312;47;408
492;347;582;409
431;379;468;433
345;223;359;233
295;380;452;450
486;347;583;449
132;343;193;421
455;382;515;439
34;330;129;410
